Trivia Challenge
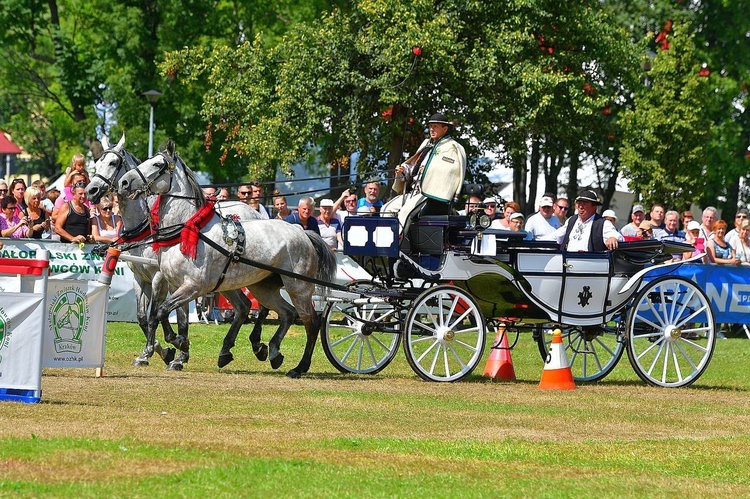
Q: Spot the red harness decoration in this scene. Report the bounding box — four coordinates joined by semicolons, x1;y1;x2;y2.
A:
152;197;216;259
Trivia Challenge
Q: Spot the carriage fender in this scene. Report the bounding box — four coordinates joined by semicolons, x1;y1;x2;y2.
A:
618;252;706;295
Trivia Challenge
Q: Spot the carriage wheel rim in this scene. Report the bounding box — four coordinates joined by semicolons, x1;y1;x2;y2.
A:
403;285;486;382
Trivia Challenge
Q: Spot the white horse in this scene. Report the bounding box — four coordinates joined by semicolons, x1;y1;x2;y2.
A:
87;135;264;370
118;140;337;377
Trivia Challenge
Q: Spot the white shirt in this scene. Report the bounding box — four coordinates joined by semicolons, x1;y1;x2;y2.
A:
524;212;561;240
543;215;622;251
251;204;270;219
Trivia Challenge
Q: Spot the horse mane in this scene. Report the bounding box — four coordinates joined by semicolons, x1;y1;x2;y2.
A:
123;149;141;168
175;154;206;206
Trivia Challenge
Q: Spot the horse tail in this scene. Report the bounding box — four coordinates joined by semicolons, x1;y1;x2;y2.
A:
306;232;337;284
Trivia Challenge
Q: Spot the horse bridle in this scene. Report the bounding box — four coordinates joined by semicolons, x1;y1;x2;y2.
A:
90;148;127;192
131;151;177;199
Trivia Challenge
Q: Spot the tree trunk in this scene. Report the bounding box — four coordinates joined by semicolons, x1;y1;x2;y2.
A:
527;137;540;214
566;149;580;210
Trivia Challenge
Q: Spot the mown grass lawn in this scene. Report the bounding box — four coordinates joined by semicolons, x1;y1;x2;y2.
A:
1;321;750;497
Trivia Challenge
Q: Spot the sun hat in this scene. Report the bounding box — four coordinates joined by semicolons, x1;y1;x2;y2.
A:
602;209;617;221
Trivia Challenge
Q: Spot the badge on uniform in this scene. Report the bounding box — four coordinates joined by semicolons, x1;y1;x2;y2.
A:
442;156;455;163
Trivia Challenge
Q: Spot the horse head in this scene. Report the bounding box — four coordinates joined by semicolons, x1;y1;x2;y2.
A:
119;139;178;199
87;133;135;204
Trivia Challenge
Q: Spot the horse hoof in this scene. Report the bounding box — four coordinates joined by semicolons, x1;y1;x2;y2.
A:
161;347;176;366
254;343;268;362
270;353;284;370
168;361;183;371
217;352;234;368
132;358;149;367
286;369;301;379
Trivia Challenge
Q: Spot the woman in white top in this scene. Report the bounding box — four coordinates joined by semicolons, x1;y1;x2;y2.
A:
91;196;122;243
733;219;750;265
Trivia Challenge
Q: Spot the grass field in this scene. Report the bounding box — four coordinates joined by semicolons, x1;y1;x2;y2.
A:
2;321;750;497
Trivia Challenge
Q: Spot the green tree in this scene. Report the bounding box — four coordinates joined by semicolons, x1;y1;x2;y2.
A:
163;0;637;202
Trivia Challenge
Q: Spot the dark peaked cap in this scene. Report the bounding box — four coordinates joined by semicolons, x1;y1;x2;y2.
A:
575;189;602;205
428;113;454;126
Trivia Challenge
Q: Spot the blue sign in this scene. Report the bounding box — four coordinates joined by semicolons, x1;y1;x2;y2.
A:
645;264;750;324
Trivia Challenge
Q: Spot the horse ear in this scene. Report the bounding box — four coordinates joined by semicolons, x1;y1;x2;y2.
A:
116;133;125;151
101;135;110;150
167;139;175;157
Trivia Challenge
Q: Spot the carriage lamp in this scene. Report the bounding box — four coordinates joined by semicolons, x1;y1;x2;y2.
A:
142;89;162;157
469;212;492;232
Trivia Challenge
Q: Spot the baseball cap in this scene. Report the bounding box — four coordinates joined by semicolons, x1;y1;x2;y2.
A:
639;220;653;230
319;198;334;207
602;209;617;221
483;197;497;205
631;204;645;214
687;220;701;231
509;212;525;221
539;196;554;208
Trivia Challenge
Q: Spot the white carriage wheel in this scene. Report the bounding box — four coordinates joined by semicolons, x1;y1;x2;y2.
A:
403;285;486;382
321;281;401;375
536;325;624;382
626;276;716;387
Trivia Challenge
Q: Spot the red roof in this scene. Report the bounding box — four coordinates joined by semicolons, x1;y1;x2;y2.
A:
0;131;22;154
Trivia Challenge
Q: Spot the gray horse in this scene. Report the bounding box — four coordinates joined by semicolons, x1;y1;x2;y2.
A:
118;140;337;377
87;135;264;369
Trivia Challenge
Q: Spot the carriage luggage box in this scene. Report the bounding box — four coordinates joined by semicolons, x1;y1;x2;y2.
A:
343;216;400;257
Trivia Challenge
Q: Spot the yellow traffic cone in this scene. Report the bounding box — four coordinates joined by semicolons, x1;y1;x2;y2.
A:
483;325;516;380
539;329;576;390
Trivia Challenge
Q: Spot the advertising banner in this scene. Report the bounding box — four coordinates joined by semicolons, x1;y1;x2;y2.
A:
42;280;109;368
0;238;136;322
655;264;750;324
0;292;45;393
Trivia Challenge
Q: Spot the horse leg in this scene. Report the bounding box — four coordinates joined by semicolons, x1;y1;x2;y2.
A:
162;304;190;370
243;274;284;362
248;306;269;361
252;287;297;370
132;278;173;367
286;294;321;379
153;285;201;371
216;289;250;368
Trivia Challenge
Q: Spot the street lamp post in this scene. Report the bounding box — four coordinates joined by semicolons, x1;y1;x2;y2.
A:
142;90;162;157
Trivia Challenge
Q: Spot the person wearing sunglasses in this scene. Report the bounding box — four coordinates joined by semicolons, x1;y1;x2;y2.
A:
91;195;122;243
0;179;8;198
54;183;92;244
331;188;357;223
554;197;569;224
237;180;270;219
725;208;748;247
0;195;30;238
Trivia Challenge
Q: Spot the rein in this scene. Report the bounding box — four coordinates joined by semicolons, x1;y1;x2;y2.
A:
198;233;348;292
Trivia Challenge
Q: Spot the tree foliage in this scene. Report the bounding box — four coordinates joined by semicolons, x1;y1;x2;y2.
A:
162;0;637;197
1;0;747;214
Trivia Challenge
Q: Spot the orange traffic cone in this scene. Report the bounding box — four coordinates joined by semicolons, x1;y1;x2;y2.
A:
539;329;576;390
483;325;516;380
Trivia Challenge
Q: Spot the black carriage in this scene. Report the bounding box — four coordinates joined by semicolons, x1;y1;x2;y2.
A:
321;214;716;387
